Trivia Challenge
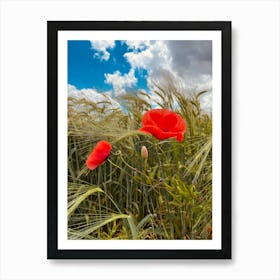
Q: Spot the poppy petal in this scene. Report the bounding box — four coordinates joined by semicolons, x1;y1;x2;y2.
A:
86;140;112;170
139;109;187;141
140;125;182;141
85;162;99;170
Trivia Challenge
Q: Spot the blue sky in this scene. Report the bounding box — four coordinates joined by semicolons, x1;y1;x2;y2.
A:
68;40;149;94
68;40;212;110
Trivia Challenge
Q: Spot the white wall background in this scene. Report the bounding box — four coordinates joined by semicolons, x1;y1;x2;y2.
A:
0;0;279;279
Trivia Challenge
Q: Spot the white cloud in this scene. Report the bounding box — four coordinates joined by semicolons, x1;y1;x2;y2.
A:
103;41;166;98
92;40;212;110
124;40;150;51
90;40;115;61
124;40;172;73
104;69;137;96
68;84;120;109
68;84;77;92
121;40;212;111
123;40;191;96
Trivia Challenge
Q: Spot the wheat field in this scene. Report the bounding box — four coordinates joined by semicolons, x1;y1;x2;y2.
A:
67;80;212;240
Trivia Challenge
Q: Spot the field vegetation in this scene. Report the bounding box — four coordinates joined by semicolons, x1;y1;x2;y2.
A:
67;79;212;240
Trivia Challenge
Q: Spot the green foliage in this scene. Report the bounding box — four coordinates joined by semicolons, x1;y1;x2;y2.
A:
67;80;212;240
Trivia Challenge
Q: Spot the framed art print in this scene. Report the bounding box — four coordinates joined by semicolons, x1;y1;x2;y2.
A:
47;21;231;259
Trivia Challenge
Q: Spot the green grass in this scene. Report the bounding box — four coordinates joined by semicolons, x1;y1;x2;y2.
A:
67;80;212;240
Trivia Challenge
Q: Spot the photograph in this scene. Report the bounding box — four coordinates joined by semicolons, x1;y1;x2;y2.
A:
47;21;231;259
67;39;213;241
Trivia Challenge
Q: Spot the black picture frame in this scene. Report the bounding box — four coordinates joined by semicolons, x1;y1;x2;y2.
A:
47;21;231;259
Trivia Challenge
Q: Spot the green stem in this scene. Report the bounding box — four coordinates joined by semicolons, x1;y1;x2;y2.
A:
119;154;152;184
143;158;147;174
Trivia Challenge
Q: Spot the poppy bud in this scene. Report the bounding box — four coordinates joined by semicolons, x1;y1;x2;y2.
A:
141;146;148;159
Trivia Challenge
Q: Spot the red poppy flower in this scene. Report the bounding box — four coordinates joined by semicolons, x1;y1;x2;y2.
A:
86;140;112;170
139;109;186;142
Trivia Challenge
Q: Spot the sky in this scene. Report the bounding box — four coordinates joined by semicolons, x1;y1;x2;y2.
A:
68;40;212;111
